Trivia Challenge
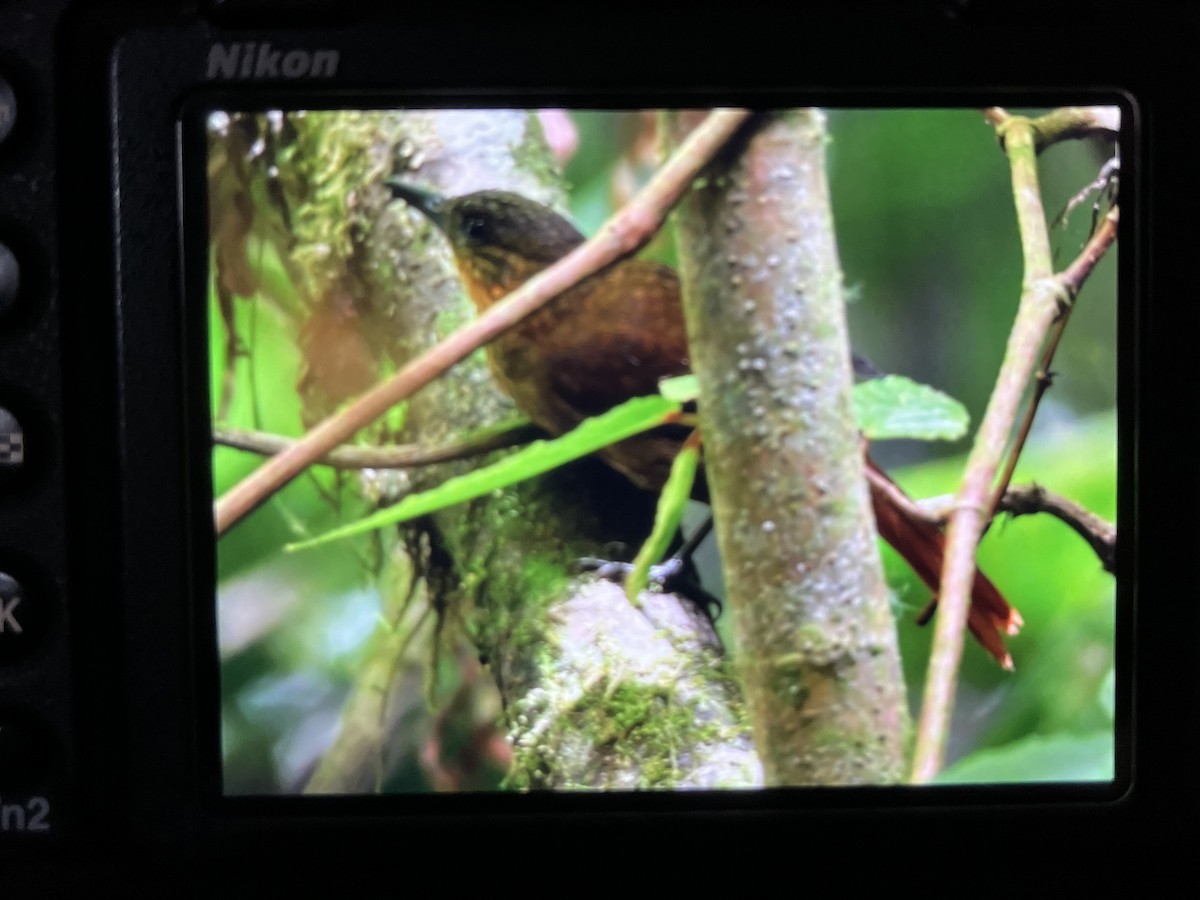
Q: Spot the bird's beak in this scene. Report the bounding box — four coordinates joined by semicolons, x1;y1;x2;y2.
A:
386;178;449;232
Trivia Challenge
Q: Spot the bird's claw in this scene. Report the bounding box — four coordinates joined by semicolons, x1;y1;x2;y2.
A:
574;555;721;620
575;557;635;581
574;555;684;588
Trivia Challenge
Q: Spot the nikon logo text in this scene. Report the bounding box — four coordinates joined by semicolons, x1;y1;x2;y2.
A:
206;42;339;80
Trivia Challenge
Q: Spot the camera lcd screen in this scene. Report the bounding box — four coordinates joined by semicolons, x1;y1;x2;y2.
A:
204;107;1120;795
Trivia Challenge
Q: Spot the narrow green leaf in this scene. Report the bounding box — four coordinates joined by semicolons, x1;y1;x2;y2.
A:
286;395;681;551
935;732;1114;784
851;374;969;442
625;436;701;601
658;374;700;403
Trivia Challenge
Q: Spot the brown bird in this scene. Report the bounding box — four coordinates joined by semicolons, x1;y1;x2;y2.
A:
387;180;1022;667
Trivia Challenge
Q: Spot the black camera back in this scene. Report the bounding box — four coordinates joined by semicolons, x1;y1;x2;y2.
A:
0;0;1195;881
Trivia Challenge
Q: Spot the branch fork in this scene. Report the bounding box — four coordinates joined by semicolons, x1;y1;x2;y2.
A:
910;108;1120;784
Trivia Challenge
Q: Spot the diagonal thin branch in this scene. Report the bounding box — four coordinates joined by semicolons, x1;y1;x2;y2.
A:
990;208;1119;512
910;110;1119;784
214;108;754;535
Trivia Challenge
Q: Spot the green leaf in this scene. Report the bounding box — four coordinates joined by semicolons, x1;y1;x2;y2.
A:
625;436;702;601
286;394;681;551
851;374;969;441
658;374;699;403
660;373;965;442
935;732;1113;784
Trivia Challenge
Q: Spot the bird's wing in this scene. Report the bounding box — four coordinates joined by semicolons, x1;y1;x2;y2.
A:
539;260;692;417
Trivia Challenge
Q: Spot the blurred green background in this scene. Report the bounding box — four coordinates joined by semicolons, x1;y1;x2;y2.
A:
213;108;1118;792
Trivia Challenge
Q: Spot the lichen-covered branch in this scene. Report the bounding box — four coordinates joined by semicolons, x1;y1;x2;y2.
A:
665;109;908;785
986;105;1121;152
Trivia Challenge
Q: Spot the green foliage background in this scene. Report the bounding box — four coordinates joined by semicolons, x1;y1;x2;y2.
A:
213;109;1117;792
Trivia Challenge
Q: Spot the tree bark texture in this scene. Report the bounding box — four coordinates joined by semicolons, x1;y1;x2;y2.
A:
666;109;909;785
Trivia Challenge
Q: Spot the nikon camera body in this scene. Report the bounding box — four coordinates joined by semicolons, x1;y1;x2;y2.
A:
0;0;1194;877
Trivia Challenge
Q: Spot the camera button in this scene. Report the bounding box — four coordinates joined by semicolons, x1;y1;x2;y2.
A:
0;570;46;664
0;242;19;317
0;405;25;477
0;76;14;146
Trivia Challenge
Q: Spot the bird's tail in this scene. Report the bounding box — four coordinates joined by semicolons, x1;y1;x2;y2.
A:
866;458;1022;669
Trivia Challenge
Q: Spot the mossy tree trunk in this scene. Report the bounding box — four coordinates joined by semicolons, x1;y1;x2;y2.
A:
211;110;760;790
665;109;909;785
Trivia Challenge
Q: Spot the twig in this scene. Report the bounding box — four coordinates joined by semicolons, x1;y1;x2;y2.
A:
1002;485;1116;573
1026;107;1121;152
988;365;1055;516
910;112;1118;784
990;209;1119;511
213;420;540;469
1053;156;1120;232
883;479;1116;575
1059;207;1120;292
985;106;1121;152
214;109;755;535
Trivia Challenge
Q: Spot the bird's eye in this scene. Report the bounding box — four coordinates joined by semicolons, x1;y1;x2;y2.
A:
462;215;492;243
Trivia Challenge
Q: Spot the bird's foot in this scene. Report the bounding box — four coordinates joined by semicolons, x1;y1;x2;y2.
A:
575;555;721;621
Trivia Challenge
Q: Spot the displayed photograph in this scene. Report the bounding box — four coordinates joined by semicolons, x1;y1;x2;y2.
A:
205;106;1120;794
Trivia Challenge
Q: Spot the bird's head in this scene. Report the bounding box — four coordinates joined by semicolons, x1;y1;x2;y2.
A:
386;179;585;308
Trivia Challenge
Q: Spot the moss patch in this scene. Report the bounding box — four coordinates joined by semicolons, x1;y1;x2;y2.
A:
571;680;711;789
